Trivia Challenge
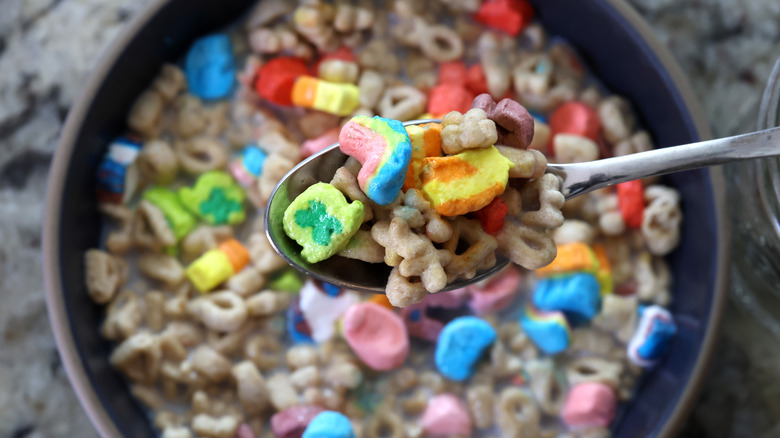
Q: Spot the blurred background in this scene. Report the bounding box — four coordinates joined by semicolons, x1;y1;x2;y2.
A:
1;0;779;436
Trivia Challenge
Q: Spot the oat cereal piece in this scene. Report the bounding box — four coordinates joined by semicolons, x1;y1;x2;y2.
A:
330;166;374;223
246;231;289;274
162;427;192;438
99;203;135;254
419;25;464;63
173;94;207;139
337;230;386;263
153;64;187;102
145;291;166;332
101;290;143;341
208;321;256;356
365;409;405;438
596;193;625;236
226;266;266;297
85;249;128;304
614;130;653;157
525;358;566;416
110;331;162;384
134;200;177;251
377;85;427;121
443;217;498;280
441;109;498;154
266;372;300;411
246;0;294;28
476;33;514;100
246;290;291;317
357;70;386;110
231;361;269;415
128;89;164;138
566;357;623;389
191;345;233;382
176;137;229;175
598;96;635;145
568;328;616;357
496;387;540;437
466;385;494;429
489;342;523;378
138;253;185;288
245;334;282;371
496;146;546;179
553;219;596;245
634;252;671;306
554;134;600;163
189;291;248;333
138;139;179;186
592;294;639;344
333;3;374;33
257;153;297;205
404;189;453;243
642;185;682;256
192;414;240;438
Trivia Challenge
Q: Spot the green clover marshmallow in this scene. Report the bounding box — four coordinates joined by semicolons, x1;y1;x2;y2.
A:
179;171;246;225
283;182;365;263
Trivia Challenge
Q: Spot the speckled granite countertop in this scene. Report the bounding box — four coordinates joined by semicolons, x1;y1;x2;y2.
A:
1;0;779;436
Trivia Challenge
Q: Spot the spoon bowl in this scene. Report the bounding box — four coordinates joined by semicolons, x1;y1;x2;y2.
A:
266;119;780;293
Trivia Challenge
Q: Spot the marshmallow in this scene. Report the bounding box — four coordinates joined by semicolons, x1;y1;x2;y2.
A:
592;243;614;295
142;187;197;241
339;115;413;205
421;394;472;437
283;182;365;263
299;280;359;343
292;76;360;116
535;242;598;277
229;146;267;187
420;145;513;216
468;267;521;314
302;411;356;438
628;305;677;367
400;290;468;341
561;383;617;428
186;238;250;293
403;123;443;191
179;171;247;225
521;306;571;355
96;137;142;204
184;33;236;100
272;405;325;438
532;272;601;323
301;128;340;158
287;297;315;344
471;93;535;149
343;302;409;371
435;316;496;381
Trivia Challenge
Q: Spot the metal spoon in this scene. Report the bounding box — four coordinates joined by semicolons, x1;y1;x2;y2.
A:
266;119;780;293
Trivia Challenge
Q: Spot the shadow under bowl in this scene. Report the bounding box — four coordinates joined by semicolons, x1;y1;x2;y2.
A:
43;0;728;436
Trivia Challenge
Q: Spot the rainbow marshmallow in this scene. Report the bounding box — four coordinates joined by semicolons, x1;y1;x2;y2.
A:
627;305;677;368
338;116;413;205
521;306;571;355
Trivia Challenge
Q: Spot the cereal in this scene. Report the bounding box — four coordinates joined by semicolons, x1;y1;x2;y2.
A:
282;183;365;263
342;302;409;371
435;316;496;381
91;4;689;436
302;411;356;438
420;394;472;437
561;383;617;429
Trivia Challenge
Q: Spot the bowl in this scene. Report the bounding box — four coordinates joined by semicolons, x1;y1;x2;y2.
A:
43;0;728;436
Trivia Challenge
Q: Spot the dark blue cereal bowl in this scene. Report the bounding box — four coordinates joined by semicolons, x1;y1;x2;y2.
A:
43;0;728;436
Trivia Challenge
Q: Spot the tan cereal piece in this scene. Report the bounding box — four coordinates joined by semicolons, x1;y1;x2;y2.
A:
173;95;207;139
191;345;233;382
246;0;294;28
331;166;374;222
188;291;248;333
524;358;565;416
162;320;203;348
358;40;400;75
566;357;623;389
191;414;240;438
257;153;296;205
153;64;187;102
529;118;551;153
441;109;498;154
337;230;386;264
285;345;319;370
176;137;229;175
99;203;135;254
101;289;142;341
365;409;405;438
592;294;639;345
226;266;266;297
466;385;494;429
162;427;192;438
137;139;179;186
404;189;453;243
319;59;360;84
289;365;322;389
477;32;514;100
553;219;596;245
266;372;299;411
110;331;162;384
400;388;428;416
85;249;128;304
419;24;464;63
231;361;269;415
442;217;498;280
357;70;386;110
642;185;682;256
133;201;177;251
333;3;374;33
138;253;185;288
634;252;672;306
598;96;635;145
614;130;653;157
246;290;291;317
554;134;600;163
324;361;362;390
181;225;234;263
246;231;289;274
496;387;540;437
128;90;164;138
244;334;282;371
497;146;547;179
569;328;615;357
377;85;427;121
144;291;166;332
517;174;565;229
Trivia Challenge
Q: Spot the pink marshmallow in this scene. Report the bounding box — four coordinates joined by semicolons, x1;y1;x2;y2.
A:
401;302;444;342
236;424;256;438
271;405;325;438
422;288;470;308
561;383;617;428
421;394;472;437
342;302;409;371
468;267;521;315
301;128;340;158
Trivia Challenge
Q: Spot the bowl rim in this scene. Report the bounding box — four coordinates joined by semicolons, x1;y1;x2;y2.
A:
42;0;727;436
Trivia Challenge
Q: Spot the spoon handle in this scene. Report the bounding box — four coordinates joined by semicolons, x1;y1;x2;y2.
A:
550;125;780;199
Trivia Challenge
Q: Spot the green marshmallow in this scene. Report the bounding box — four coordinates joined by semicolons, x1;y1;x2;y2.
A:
268;268;305;293
179;171;246;225
283;182;365;263
142;187;197;241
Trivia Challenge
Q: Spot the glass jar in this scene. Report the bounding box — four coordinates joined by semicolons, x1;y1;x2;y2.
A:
726;57;780;337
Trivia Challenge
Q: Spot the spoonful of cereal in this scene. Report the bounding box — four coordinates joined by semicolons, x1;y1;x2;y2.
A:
266;94;780;306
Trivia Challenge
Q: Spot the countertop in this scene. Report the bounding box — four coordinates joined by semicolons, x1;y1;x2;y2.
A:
1;0;779;436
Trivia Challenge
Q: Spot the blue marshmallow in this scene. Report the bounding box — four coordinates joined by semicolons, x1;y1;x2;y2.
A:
628;305;677;368
302;411;356;438
435;316;496;381
533;272;601;324
520;306;571;355
184;33;236;100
